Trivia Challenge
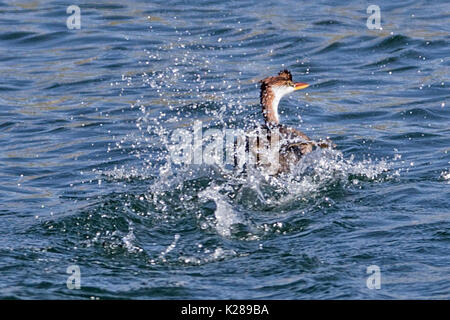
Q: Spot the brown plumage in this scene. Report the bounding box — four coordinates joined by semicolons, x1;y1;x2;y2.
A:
251;69;334;174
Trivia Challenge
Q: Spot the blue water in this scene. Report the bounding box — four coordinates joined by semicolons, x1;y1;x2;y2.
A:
0;0;449;299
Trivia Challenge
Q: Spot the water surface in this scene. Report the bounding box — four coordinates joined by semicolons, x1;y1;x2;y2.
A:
0;0;449;299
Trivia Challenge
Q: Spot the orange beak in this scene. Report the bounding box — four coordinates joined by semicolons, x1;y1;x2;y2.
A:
294;82;309;91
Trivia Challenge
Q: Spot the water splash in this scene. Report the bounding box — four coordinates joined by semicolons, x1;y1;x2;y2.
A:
440;171;450;183
121;226;144;254
179;247;238;265
159;234;180;261
100;36;396;245
199;184;241;237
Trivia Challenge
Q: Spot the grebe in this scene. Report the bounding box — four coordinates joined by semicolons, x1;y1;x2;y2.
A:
245;69;333;174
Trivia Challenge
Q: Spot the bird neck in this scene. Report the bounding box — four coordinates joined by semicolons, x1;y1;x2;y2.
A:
263;103;279;125
261;86;285;125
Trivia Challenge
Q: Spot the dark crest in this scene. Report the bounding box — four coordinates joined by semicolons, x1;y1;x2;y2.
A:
278;69;292;81
259;69;293;106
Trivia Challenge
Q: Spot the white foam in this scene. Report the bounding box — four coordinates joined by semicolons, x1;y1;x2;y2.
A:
199;184;241;237
121;226;144;254
179;247;237;265
159;234;180;260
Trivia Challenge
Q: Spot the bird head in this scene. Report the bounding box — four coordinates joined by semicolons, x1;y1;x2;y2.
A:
260;70;309;124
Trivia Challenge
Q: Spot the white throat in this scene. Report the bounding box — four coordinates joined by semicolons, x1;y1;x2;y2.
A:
269;85;295;123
